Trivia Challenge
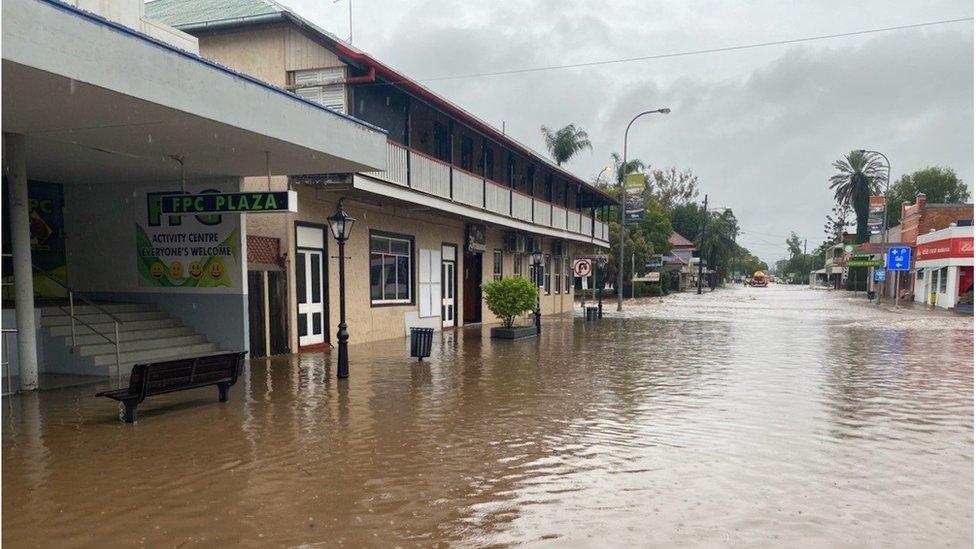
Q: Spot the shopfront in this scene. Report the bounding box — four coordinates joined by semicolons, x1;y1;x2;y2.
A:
913;225;974;310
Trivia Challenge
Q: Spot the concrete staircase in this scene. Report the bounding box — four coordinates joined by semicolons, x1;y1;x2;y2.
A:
40;302;221;377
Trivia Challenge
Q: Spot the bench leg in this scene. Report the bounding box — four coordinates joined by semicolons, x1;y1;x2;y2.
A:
218;383;229;403
122;401;138;423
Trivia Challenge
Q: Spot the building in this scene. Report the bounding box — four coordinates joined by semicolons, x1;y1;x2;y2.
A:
895;194;973;301
1;0;387;391
145;0;615;354
664;231;696;290
913;224;974;310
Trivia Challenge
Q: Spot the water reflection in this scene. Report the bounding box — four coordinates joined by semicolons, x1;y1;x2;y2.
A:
3;286;972;546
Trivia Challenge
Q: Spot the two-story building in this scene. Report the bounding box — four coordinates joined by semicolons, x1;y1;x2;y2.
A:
146;0;615;354
914;223;974;310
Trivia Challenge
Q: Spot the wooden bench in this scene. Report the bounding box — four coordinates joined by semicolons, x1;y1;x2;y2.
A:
96;351;246;423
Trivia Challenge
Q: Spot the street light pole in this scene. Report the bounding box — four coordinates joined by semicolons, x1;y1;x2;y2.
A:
532;250;543;334
697;194;708;295
327;199;356;379
618;108;670;311
857;149;891;306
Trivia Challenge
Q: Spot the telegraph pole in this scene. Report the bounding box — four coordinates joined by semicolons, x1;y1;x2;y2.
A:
697;194;707;295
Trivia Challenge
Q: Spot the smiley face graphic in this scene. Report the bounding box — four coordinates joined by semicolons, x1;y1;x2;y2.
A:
189;261;203;279
149;260;166;279
208;260;224;280
169;261;183;279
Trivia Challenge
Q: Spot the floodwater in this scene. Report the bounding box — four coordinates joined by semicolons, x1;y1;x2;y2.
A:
3;286;973;547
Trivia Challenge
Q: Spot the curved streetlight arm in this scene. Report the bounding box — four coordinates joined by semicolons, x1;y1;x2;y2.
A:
618;108;670;311
858;148;893;305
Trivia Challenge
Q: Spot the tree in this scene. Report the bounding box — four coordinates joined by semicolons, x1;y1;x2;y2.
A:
885;166;970;225
786;232;803;257
649;167;700;211
540;124;592;166
670;201;704;243
482;277;538;328
823;204;852;243
828;150;886;243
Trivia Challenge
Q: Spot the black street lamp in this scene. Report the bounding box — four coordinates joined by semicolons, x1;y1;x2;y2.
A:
532;249;543;334
327;199;356;379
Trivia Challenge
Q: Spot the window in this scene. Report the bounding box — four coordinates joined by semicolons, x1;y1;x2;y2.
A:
433;122;450;162
484;147;495;181
293;68;345;113
492;250;503;281
939;266;948;293
508;155;517;187
370;233;412;304
554;256;562;293
544;254;551;294
514;253;523;277
565;257;571;293
460;136;474;171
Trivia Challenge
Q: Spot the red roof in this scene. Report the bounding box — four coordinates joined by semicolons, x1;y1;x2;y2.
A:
669;231;695;248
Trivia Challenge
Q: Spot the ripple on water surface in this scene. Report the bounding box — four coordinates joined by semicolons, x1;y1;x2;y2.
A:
3;285;972;547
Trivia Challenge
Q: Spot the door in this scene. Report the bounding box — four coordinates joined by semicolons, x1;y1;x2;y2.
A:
441;244;457;328
463;251;482;323
247;271;267;357
296;225;327;347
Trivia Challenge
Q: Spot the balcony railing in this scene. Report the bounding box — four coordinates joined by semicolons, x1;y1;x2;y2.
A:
363;140;608;242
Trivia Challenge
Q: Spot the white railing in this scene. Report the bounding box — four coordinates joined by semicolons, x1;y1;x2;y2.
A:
567;210;581;233
533;199;551;227
512;192;533;223
595;221;609;241
552;205;567;230
452;168;483;208
410;151;451;198
581;215;593;236
485;182;510;215
366;140;409;187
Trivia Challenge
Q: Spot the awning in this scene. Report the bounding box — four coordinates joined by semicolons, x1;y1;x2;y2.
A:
2;0;388;184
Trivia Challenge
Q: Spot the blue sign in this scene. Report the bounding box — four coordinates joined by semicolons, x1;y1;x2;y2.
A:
874;269;886;282
886;246;912;271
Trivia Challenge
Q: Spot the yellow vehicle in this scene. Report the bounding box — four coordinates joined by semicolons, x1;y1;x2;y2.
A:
751;270;768;287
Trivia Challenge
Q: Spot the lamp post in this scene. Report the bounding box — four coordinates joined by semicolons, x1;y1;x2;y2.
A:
327;199;356;379
618;107;670;311
857;149;891;306
532;250;543;334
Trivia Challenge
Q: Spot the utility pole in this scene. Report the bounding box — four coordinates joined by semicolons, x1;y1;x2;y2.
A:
697;194;707;295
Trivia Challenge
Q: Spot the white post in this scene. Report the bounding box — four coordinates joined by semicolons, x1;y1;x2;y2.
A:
4;133;38;391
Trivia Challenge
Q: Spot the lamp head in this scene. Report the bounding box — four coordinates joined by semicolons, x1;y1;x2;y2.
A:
327;199;356;242
659;108;671;114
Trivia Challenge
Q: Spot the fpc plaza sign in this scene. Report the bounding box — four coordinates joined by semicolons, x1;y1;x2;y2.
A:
160;191;297;215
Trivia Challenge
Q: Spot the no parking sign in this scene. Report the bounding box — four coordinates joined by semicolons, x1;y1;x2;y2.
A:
573;259;592;278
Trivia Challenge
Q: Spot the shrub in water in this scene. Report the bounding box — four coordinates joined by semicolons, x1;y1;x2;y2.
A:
482;276;538;329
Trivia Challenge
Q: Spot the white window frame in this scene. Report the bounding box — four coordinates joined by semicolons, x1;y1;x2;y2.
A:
492;249;503;281
370;233;413;305
292;67;346;113
544;254;552;294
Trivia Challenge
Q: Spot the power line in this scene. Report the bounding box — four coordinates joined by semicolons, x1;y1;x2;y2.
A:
413;17;972;83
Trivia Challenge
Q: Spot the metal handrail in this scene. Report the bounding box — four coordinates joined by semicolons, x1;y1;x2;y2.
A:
30;265;124;323
1;328;16;396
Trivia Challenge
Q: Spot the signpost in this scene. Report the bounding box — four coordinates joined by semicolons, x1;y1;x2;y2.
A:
886;245;912;308
160;191;297;215
573;259;592;278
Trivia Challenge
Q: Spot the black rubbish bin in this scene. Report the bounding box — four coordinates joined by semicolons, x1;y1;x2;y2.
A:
867;290;877;301
585;306;599;321
409;327;434;361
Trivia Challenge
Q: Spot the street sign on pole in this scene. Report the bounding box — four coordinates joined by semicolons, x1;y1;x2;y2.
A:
886;246;912;271
573;259;592;278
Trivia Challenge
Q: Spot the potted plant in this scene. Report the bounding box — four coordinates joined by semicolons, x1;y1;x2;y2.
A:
482;276;539;340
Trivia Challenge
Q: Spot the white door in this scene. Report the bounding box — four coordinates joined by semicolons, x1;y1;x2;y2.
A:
297;226;326;347
419;249;443;319
442;245;456;328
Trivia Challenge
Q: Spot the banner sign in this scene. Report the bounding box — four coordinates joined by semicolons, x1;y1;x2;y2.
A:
624;173;644;222
576;253;608;265
160;191;297;215
465;223;486;253
846;259;880;267
868;195;885;235
136;188;241;288
886;245;912;271
917;237;974;261
633;272;661;282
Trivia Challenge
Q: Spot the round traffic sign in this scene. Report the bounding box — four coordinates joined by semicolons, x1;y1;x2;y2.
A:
573;259;592;278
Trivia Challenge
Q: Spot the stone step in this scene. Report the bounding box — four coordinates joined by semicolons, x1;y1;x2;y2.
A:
39;303;156;316
66;326;194;346
42;310;168;327
79;334;207;356
91;342;221;367
48;317;181;337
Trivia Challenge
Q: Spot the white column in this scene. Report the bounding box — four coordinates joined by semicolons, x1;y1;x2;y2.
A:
4;133;38;391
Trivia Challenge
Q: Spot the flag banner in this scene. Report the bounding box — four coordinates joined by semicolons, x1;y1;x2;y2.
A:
868;195;885;235
624;173;644;223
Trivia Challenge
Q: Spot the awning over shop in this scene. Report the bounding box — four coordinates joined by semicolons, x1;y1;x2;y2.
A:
2;0;388;184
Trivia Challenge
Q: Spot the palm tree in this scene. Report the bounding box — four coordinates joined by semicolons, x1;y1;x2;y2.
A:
540;124;592;166
828;150;886;243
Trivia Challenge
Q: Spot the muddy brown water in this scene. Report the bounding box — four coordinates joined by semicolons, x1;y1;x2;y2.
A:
3;286;972;547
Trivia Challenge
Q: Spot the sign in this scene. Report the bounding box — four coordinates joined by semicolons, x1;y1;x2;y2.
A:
623;173;644;222
874;269;886;282
633;272;661;282
645;254;663;269
886;245;912;271
576;253;608;265
868;195;885;235
843;244;854;253
465;223;486;252
160;191;297;215
573;259;592;278
846;259;880;267
916;237;974;261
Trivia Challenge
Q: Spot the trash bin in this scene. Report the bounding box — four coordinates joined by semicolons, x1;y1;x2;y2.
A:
409;327;434;361
585;306;599;321
867;290;876;301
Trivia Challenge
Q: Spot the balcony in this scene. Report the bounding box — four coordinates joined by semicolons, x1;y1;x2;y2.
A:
362;140;609;244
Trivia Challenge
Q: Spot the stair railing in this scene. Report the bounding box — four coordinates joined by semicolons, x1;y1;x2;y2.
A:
30;265;123;381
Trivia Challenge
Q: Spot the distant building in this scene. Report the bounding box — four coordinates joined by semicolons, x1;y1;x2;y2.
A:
664;232;696;290
913;223;974;310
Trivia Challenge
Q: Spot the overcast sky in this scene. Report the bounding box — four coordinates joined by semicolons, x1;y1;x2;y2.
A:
283;0;973;263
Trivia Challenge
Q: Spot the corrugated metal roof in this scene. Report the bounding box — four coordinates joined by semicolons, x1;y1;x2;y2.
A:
145;0;283;27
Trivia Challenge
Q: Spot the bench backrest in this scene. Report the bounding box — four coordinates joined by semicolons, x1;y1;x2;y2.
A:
128;352;245;400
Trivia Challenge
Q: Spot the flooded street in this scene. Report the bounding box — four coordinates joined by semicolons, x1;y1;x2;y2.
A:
3;285;972;547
